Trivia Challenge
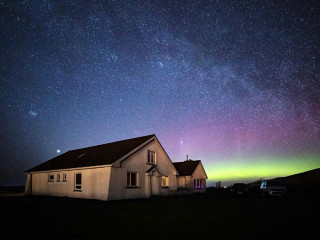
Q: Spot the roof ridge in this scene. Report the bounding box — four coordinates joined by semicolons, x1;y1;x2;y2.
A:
25;134;156;173
173;160;201;164
69;134;155;152
172;160;201;176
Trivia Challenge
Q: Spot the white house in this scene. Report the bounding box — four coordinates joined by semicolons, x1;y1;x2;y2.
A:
174;160;207;194
25;134;207;201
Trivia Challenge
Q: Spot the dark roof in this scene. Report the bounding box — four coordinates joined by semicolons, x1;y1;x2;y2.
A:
145;165;158;173
173;160;201;176
145;165;162;175
26;134;155;173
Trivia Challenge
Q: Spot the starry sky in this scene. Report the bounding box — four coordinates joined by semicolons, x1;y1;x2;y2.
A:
1;0;320;186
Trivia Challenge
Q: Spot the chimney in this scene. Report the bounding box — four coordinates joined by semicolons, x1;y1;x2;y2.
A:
186;155;188;161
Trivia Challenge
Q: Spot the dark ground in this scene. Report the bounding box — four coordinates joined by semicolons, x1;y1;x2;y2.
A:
0;187;319;239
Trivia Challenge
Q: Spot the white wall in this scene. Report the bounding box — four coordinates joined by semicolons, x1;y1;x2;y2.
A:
176;162;207;193
191;162;207;193
177;176;186;188
25;174;32;195
108;138;178;200
30;166;111;201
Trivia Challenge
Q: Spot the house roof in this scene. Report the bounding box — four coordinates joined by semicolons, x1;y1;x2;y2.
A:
145;165;158;173
145;165;162;175
25;134;155;173
173;160;201;176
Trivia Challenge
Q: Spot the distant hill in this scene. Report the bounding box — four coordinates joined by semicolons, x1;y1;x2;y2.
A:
248;168;320;193
273;168;320;188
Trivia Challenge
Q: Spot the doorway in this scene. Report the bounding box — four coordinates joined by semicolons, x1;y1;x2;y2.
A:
151;171;160;195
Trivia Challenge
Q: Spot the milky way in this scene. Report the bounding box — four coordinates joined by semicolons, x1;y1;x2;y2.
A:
1;1;320;185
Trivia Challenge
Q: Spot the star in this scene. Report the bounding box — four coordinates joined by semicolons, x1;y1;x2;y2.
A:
0;1;319;186
28;110;38;117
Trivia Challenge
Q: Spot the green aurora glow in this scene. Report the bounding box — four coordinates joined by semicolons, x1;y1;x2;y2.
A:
205;155;320;181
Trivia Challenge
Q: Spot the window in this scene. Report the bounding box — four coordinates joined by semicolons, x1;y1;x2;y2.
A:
63;173;67;182
148;151;156;164
162;176;169;187
194;179;204;189
48;174;54;182
127;172;138;187
57;174;61;182
75;173;82;190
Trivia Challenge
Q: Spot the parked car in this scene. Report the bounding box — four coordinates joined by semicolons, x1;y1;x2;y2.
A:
230;183;248;195
260;180;287;196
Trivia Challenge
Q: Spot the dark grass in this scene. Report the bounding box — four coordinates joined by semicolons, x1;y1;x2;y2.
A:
0;186;25;194
0;190;319;239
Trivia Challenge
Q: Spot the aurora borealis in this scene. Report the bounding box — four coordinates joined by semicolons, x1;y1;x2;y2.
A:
1;1;320;186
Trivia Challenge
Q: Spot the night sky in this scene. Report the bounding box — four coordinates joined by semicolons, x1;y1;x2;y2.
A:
1;1;320;186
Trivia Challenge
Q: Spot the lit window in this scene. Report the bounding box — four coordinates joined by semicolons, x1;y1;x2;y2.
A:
63;173;67;181
194;179;204;189
75;173;82;190
162;176;169;187
127;172;138;187
57;174;61;182
148;151;156;164
48;174;54;182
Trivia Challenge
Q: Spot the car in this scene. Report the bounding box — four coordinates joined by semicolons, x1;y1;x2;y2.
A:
260;180;287;196
230;183;248;195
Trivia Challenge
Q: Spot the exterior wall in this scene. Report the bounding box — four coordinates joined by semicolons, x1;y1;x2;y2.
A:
191;162;207;193
25;174;32;195
108;138;178;201
177;176;186;188
30;166;111;201
176;162;207;193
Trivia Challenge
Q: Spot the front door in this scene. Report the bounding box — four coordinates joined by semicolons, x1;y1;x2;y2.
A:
151;172;160;195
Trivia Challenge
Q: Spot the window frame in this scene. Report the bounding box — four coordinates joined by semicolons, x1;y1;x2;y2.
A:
147;150;156;165
161;176;169;188
48;174;54;182
63;173;67;182
57;173;61;182
74;173;82;191
194;179;204;189
127;172;138;187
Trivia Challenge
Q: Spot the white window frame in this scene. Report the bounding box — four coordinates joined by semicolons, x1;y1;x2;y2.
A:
63;173;67;182
148;150;156;164
194;179;204;189
48;174;54;182
74;173;82;191
57;173;61;182
161;176;169;187
127;172;138;187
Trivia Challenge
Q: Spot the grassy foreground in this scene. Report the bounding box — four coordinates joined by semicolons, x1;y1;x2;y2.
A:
0;190;319;239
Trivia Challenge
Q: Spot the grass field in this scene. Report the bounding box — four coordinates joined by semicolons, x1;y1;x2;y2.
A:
0;189;319;239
